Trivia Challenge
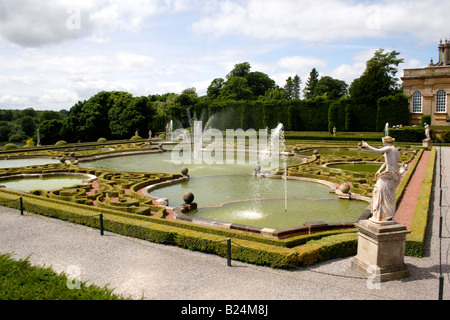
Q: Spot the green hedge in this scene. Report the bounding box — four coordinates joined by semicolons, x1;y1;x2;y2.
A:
376;93;410;132
390;127;427;142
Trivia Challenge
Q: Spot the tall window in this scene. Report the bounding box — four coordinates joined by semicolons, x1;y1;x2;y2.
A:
412;91;423;113
436;90;447;113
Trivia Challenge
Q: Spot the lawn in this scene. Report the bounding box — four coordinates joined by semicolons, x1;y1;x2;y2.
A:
0;253;130;300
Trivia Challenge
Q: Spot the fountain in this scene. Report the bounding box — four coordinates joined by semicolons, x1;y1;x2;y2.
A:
258;123;288;212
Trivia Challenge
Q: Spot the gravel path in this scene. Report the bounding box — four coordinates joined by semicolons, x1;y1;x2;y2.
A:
0;148;449;301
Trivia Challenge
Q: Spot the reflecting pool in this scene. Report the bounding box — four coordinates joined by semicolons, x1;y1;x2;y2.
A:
151;175;368;229
0;158;60;169
0;175;86;192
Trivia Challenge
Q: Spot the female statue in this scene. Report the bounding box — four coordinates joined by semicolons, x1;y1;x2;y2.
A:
361;136;400;223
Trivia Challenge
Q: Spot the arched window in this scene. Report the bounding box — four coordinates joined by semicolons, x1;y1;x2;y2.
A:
436;90;447;113
412;91;423;113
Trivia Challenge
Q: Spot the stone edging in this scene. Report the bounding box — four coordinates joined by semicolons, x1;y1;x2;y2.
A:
141;172;371;239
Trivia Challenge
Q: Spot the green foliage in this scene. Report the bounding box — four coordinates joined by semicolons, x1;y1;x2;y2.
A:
376;93;410;131
284;75;301;99
55;140;67;146
3;143;17;150
61;91;156;142
97;137;107;143
390;127;426;142
421;114;431;127
303;68;319;100
348;49;404;132
0;253;129;300
313;76;348;100
441;130;450;143
39;119;63;145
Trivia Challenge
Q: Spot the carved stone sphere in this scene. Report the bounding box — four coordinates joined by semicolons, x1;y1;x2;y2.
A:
340;183;350;194
181;167;189;176
183;192;194;204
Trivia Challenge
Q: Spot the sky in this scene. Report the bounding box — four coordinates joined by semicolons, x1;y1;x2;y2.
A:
0;0;448;111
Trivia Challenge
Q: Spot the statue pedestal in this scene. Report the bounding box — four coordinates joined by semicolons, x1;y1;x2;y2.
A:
422;138;433;147
351;219;411;282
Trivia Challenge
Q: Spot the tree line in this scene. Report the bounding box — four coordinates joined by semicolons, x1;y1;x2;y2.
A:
1;48;408;145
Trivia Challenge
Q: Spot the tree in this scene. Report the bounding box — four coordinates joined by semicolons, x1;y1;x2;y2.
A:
292;75;301;99
284;77;294;99
313;76;348;100
207;78;224;99
226;62;251;80
176;88;198;107
20;116;36;137
39;110;63;122
285;75;302;99
263;88;286;100
246;71;276;96
219;76;254;100
39;119;63;145
303;68;319;99
349;48;404;106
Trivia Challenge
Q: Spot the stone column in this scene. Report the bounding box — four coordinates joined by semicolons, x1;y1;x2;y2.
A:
351;219;411;282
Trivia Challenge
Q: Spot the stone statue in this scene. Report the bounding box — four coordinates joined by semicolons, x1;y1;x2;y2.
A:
424;123;431;140
333;126;336;136
361;135;401;223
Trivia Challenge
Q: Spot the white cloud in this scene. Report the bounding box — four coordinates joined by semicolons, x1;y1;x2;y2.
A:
0;94;31;105
192;0;450;45
278;56;327;73
0;0;194;48
38;89;79;105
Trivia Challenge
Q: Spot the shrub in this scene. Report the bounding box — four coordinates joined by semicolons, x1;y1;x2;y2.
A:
441;130;450;143
390;127;426;142
55;140;67;146
421;115;431;127
3;143;18;150
97;137;107;143
8;133;26;143
130;135;142;141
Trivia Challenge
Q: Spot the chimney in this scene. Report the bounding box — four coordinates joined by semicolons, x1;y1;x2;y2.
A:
444;38;450;65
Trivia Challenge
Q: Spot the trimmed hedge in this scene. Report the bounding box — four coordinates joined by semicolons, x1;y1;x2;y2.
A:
390;127;427;142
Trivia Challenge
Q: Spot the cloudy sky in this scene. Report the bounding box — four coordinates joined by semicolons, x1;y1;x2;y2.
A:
0;0;448;111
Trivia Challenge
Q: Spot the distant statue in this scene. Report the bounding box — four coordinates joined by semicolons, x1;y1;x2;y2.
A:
36;129;41;147
361;134;401;223
333;126;336;136
424;123;431;140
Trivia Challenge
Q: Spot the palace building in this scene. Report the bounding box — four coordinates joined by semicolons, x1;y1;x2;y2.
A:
402;39;450;126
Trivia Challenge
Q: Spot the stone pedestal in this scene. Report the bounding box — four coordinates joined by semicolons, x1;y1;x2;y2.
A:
422;138;433;147
351;219;411;282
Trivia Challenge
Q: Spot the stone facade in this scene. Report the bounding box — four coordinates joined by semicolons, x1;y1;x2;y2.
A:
402;40;450;126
